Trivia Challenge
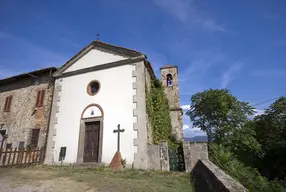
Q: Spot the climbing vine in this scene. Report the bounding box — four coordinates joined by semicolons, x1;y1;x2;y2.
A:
146;79;178;148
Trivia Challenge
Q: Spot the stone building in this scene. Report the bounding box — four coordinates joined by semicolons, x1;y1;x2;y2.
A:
160;65;184;141
0;67;56;149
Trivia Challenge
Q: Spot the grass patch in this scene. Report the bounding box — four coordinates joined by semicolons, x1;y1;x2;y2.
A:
0;165;194;192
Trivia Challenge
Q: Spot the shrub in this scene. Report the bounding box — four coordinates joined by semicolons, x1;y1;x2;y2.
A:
209;143;286;192
146;79;178;148
121;158;127;168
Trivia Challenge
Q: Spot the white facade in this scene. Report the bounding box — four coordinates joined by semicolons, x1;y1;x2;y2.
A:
65;48;128;73
50;48;140;164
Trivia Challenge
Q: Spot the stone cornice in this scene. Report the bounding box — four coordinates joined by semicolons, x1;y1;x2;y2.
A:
55;56;146;79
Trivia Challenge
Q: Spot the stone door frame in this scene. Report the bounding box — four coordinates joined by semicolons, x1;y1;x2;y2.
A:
76;117;103;163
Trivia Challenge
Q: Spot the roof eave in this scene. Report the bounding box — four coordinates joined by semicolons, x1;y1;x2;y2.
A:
55;40;145;77
0;67;57;85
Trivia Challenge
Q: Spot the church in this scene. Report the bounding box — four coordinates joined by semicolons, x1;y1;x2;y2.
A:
44;40;183;169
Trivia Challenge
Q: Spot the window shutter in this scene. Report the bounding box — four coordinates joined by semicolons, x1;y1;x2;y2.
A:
40;90;45;106
36;90;40;107
30;129;40;147
4;96;12;112
36;90;45;107
4;97;8;111
8;96;12;110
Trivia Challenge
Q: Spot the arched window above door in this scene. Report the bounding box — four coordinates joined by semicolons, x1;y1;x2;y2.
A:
81;104;104;119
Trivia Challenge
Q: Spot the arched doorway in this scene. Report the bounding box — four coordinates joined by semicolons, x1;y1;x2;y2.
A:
77;104;104;163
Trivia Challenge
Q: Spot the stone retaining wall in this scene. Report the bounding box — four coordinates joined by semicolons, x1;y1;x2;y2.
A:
183;142;248;191
192;159;248;192
183;142;208;172
147;141;169;170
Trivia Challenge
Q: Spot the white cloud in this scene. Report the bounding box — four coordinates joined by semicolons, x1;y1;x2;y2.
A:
184;127;206;137
221;62;243;88
182;106;206;138
154;0;189;23
248;109;265;119
254;109;264;116
153;0;226;32
183;124;189;129
179;48;227;84
200;18;227;32
181;105;190;111
263;13;279;20
250;70;286;78
190;127;202;132
0;30;67;69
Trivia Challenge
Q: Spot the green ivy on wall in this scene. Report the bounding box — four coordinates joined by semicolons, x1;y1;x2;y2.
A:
146;79;178;148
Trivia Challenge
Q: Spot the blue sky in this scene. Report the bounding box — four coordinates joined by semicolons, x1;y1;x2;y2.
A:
0;0;285;138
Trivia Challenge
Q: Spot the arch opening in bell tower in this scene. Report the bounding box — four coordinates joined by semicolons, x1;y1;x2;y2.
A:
166;74;173;86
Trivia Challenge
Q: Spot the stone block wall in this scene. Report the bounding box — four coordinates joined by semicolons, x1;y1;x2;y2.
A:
132;61;149;170
170;110;183;141
192;159;248;192
144;63;152;92
163;86;181;109
144;64;153;144
147;141;169;171
183;142;209;172
0;74;54;149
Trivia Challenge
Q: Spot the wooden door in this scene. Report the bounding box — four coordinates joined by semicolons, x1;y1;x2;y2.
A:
83;121;100;162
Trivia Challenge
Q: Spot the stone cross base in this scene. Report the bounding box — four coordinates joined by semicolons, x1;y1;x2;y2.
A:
110;151;123;171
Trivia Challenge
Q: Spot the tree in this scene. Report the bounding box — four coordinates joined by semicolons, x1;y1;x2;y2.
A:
226;120;263;164
186;88;255;142
253;97;286;180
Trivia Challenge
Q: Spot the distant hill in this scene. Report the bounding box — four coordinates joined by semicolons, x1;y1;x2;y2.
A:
184;135;208;142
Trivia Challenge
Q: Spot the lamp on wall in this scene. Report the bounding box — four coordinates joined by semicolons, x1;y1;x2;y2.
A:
0;124;4;129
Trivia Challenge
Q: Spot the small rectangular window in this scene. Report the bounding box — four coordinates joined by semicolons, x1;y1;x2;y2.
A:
31;129;40;147
6;143;12;149
18;141;25;149
36;90;45;107
4;95;12;112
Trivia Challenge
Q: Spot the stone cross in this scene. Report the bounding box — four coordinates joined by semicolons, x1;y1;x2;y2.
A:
96;34;100;40
113;124;125;152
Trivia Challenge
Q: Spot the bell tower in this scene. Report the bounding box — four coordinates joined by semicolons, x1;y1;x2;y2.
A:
160;65;183;141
